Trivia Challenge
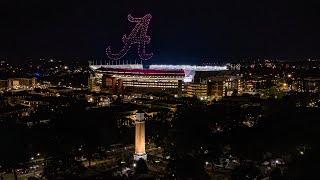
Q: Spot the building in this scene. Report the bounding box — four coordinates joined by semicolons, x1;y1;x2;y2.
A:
134;110;147;161
9;78;36;89
89;66;186;95
185;71;243;100
88;75;101;92
208;75;242;97
0;77;36;90
302;77;320;93
185;83;208;100
85;94;111;107
88;62;228;96
100;68;184;94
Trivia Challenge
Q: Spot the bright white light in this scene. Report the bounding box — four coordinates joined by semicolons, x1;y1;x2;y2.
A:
133;163;137;167
90;64;228;83
149;65;228;71
89;64;228;72
88;97;94;103
89;64;143;70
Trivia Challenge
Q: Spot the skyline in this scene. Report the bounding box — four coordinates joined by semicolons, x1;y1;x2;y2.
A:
0;1;320;63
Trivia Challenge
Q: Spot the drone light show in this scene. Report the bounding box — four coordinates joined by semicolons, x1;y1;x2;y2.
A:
106;14;153;61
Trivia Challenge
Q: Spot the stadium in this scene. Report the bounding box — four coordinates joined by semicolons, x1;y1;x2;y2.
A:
87;61;237;99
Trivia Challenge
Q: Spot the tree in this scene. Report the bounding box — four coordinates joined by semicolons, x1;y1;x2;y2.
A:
0;125;28;180
174;154;209;179
231;163;262;180
42;155;85;180
135;159;149;175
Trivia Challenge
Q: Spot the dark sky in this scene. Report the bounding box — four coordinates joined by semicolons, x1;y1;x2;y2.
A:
0;0;319;63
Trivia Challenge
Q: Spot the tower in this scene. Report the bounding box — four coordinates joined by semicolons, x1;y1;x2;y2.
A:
134;110;147;161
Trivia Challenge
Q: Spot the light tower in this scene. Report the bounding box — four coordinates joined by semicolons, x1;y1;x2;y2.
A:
134;110;147;161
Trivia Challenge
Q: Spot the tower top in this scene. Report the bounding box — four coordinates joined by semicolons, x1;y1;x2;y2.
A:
136;110;145;122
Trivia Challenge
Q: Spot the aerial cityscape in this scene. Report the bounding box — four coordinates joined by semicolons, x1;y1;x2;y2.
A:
1;1;320;179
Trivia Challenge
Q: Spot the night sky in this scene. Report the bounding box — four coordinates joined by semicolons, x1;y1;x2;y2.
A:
0;0;319;63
